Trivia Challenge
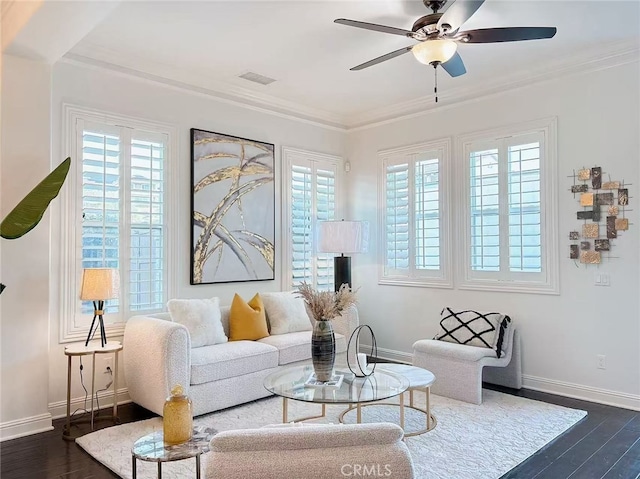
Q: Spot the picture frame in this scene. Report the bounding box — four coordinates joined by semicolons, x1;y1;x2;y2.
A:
190;128;275;284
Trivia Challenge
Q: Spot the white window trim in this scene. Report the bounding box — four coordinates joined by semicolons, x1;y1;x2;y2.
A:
456;117;559;295
281;146;343;291
377;138;453;289
59;104;178;343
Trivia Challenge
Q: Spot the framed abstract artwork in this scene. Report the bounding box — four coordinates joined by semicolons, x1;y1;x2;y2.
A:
190;128;275;284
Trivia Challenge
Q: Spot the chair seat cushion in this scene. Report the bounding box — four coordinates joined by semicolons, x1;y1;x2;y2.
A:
413;338;498;362
190;341;278;384
259;331;347;365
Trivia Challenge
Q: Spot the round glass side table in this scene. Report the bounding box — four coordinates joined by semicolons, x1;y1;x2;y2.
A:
131;426;216;479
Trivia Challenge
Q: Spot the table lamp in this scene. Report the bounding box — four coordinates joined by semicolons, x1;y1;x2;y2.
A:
318;220;368;291
80;268;120;347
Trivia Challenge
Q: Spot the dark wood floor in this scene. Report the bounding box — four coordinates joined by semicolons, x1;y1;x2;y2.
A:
1;385;638;479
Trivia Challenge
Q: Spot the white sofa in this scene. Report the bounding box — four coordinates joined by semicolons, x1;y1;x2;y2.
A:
206;423;414;479
123;304;359;416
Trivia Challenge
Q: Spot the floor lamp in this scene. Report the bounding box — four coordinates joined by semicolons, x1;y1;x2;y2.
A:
81;268;120;347
318;220;368;292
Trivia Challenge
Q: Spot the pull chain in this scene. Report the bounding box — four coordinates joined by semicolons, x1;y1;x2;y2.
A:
434;64;438;103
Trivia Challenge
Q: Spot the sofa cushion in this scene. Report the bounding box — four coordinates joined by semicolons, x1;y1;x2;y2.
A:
167;297;227;348
229;293;269;341
434;307;510;358
190;341;278;384
261;292;312;335
259;331;348;365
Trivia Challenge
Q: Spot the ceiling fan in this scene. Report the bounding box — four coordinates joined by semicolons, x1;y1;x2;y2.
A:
335;0;557;99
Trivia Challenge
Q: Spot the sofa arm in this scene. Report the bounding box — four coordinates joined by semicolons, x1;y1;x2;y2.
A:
123;315;191;416
207;423;414;479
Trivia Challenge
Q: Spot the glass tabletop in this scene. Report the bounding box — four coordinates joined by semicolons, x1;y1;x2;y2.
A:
131;426;217;462
264;363;409;404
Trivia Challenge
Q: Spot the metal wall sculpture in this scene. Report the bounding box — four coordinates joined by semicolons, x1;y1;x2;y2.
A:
568;166;632;265
191;129;275;284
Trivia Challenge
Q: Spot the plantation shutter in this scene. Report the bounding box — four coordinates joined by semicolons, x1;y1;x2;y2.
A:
507;139;542;273
79;120;167;319
291;164;313;286
81;123;121;315
384;162;410;275
469;147;500;272
468;133;544;277
289;160;336;290
382;146;444;282
129;133;166;310
415;158;440;270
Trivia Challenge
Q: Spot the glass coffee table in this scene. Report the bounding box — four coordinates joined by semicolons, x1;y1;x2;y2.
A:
264;363;409;424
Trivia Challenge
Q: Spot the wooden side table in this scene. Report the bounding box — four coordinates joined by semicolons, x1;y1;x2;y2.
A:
63;341;123;440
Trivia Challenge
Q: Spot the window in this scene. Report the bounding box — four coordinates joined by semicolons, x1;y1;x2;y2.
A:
282;147;342;291
458;118;558;294
378;139;452;287
59;106;174;342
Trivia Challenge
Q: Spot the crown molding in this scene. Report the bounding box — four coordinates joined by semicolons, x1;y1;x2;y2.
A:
347;38;640;131
63;46;347;132
63;38;638;132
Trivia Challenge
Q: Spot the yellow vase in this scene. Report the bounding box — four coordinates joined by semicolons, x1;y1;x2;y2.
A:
163;384;193;445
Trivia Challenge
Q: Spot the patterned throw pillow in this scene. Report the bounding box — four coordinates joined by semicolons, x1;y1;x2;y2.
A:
434;307;511;358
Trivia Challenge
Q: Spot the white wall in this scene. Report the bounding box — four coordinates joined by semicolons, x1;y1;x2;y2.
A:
1;55;54;438
347;62;640;409
46;60;347;418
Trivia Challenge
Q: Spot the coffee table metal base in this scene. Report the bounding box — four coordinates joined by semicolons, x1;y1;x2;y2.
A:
282;397;326;423
338;363;438;437
338;384;437;437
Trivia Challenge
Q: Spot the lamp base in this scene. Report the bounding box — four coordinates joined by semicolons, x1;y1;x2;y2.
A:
334;256;352;292
85;300;108;347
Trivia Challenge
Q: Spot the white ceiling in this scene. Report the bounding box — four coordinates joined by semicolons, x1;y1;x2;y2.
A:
67;0;640;127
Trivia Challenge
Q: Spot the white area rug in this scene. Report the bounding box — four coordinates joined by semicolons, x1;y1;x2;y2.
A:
77;389;586;479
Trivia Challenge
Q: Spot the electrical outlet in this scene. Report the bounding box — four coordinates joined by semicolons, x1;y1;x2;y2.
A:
597;354;606;370
103;356;113;374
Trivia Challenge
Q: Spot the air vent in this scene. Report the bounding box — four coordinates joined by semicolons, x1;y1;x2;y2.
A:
238;72;276;86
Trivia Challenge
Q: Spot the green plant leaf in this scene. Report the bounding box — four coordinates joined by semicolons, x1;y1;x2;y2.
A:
0;157;71;240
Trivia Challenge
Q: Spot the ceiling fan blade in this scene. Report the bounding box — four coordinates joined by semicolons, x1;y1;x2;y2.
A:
459;27;557;43
350;46;414;71
438;0;485;33
441;51;466;77
335;18;413;37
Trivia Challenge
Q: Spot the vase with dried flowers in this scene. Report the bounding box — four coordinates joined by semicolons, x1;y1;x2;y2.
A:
296;282;358;382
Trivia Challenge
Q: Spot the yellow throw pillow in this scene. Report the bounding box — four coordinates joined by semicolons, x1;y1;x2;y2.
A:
229;293;269;341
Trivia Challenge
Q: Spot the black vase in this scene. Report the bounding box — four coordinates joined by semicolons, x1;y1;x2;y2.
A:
311;320;335;382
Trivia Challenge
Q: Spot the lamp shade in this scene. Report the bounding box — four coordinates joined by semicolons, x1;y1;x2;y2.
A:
80;268;120;300
412;39;458;65
318;221;369;255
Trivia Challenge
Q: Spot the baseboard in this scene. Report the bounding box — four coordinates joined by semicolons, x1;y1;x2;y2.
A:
0;413;53;442
360;344;412;364
48;387;131;420
363;345;640;411
522;375;640;412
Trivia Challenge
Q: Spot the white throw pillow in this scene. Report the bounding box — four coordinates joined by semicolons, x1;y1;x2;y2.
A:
167;297;227;347
261;292;312;335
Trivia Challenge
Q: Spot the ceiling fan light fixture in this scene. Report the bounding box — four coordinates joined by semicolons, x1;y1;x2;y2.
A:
412;39;457;65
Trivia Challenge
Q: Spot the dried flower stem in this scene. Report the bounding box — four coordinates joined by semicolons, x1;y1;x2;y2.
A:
296;282;358;321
